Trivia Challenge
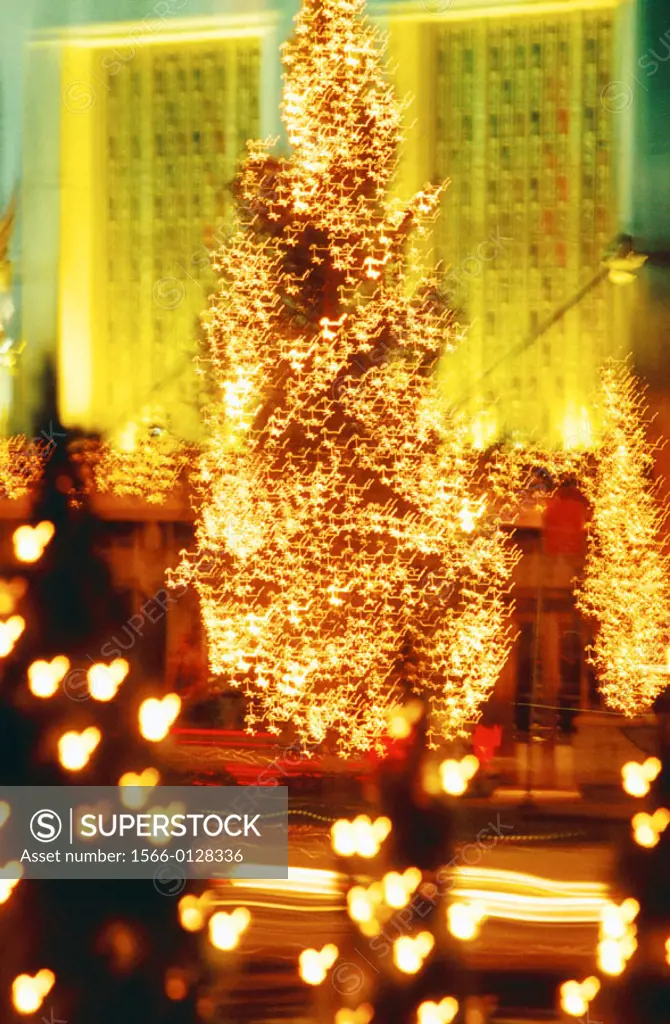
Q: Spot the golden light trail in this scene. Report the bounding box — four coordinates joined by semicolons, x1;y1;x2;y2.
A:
213;865;612;926
451;866;610;924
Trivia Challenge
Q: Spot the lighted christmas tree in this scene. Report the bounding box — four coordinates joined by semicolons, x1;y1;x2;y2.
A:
575;361;670;716
173;0;518;755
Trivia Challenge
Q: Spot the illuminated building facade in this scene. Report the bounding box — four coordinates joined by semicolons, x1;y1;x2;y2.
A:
16;4;282;441
387;0;635;449
58;20;272;442
12;0;642;450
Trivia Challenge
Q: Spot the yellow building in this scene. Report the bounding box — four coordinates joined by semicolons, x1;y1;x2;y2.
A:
26;0;636;450
34;13;279;442
386;0;635;448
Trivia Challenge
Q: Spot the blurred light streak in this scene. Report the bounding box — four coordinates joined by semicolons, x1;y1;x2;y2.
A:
210;865;610;925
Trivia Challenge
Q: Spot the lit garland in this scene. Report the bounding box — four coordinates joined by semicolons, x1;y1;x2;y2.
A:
0;436;51;499
575;361;670;715
79;428;193;504
172;0;518;754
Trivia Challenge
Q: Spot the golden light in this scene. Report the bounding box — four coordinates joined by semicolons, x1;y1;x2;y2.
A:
0;614;25;656
416;997;459;1024
0;578;27;616
89;428;192;505
439;760;467;796
393;932;434;975
170;0;519;755
575;362;670;716
165;967;189;1002
597;899;638;975
665;936;670;966
208;907;251;951
387;699;423;740
0;438;48;500
298;943;338;985
13;521;55;563
0;859;22;906
88;658;129;701
439;755;479;796
347;885;379;924
559;977;600;1018
447;901;484;941
57;726;101;771
451;866;609;924
382;868;422;909
178;894;207;933
335;1005;374;1024
331;815;391;858
597;938;626;977
621;756;662;798
0;801;10;827
27;656;70;698
632;808;670;848
11;969;55;1014
458;498;484;534
118;767;161;809
138;694;181;742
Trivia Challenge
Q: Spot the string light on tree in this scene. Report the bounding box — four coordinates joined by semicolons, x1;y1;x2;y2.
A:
170;0;518;754
575;361;670;715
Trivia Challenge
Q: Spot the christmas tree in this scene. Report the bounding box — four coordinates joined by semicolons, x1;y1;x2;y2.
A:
173;0;518;756
0;433;198;1023
575;361;670;716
